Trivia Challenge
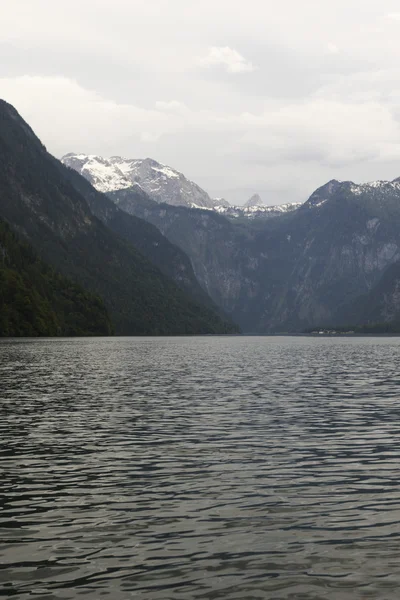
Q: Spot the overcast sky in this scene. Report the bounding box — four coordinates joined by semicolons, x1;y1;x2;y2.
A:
2;0;400;204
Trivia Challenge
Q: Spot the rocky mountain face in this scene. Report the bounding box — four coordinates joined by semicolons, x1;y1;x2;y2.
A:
107;187;254;319
106;178;400;332
0;101;238;335
62;154;224;209
366;261;400;324
341;260;400;328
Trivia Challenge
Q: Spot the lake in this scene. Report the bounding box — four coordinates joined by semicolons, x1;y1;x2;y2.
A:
2;336;400;599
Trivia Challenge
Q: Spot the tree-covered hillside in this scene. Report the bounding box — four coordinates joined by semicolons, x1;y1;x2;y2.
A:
0;219;112;336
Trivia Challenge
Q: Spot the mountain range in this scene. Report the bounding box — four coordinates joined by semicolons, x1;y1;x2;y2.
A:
103;175;400;333
3;100;400;336
62;153;228;209
62;153;299;218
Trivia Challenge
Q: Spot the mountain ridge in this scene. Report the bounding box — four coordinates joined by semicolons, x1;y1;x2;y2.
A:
63;153;308;219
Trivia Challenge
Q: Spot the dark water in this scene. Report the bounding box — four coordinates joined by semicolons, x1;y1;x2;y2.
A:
2;336;400;599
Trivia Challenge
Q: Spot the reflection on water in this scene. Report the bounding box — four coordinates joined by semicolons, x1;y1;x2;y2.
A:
1;336;400;599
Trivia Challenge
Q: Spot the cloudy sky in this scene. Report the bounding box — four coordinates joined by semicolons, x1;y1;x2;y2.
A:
2;0;400;204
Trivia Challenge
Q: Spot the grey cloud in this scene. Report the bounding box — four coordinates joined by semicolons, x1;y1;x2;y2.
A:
2;0;400;204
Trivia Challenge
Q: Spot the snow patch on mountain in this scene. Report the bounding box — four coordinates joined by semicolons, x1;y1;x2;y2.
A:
306;178;400;208
62;153;223;209
62;153;132;194
215;202;302;219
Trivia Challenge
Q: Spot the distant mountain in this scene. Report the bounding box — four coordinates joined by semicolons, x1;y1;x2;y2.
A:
62;154;224;209
0;218;112;336
244;193;264;208
63;154;309;219
215;202;302;220
106;176;400;332
213;197;231;208
304;178;400;209
0;100;238;335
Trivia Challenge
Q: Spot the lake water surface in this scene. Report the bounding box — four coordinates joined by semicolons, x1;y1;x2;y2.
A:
2;336;400;599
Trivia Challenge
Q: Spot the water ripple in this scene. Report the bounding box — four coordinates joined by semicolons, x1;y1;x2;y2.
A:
1;336;400;599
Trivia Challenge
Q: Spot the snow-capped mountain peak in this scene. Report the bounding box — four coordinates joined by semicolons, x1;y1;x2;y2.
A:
62;153;303;218
61;154;221;209
304;178;400;208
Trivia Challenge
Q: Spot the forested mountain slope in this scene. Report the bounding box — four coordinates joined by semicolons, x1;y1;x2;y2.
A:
0;218;112;336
